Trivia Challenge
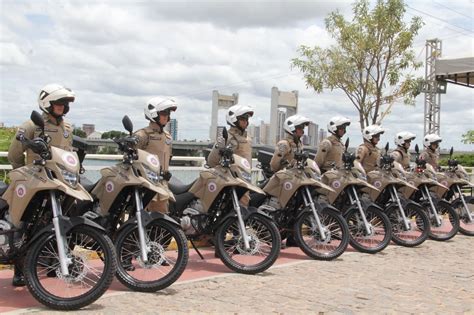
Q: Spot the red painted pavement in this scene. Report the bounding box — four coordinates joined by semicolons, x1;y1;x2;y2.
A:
1;246;340;313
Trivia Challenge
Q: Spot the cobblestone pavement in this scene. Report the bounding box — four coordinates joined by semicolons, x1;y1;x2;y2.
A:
9;235;474;314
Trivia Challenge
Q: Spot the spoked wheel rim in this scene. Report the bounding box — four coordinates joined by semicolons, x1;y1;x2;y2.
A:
295;209;349;260
216;215;280;274
346;207;391;253
426;203;459;240
25;225;116;309
388;205;429;246
454;202;474;236
116;220;188;286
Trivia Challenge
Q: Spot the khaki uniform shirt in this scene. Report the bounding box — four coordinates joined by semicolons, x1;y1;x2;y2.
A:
134;122;173;172
391;146;411;170
270;134;302;172
8;113;73;169
207;126;252;168
356;141;380;173
420;148;439;170
315;134;344;172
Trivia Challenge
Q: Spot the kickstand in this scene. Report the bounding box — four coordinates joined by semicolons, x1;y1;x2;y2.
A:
189;239;205;260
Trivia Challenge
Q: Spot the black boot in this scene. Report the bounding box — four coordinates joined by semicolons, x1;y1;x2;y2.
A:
12;264;25;287
285;235;298;247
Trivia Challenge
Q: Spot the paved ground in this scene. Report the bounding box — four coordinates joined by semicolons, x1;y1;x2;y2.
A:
3;235;474;314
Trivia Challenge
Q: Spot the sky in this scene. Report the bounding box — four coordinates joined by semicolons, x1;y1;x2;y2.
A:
0;0;473;151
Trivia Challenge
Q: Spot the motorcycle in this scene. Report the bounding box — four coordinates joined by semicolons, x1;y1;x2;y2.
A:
168;128;281;274
321;139;392;254
251;148;350;260
79;115;189;292
400;145;459;241
430;147;473;236
0;111;116;310
365;143;430;247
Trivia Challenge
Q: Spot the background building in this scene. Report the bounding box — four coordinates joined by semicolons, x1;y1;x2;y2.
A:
82;124;95;137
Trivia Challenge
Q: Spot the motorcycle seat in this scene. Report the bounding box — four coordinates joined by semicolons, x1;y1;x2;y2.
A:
169;180;196;195
0;181;8;196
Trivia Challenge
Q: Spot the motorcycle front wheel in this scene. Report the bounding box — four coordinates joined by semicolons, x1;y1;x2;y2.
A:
215;214;281;274
345;206;391;254
115;219;189;292
425;200;459;241
453;197;474;236
294;208;349;260
24;225;117;310
386;203;430;247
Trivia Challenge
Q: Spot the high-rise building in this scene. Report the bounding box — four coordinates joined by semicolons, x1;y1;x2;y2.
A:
82;124;95;137
168;119;178;140
318;128;327;143
254;125;260;144
260;122;271;145
307;122;319;147
276;110;287;142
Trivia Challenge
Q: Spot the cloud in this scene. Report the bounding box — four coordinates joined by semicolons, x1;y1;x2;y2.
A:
0;0;473;151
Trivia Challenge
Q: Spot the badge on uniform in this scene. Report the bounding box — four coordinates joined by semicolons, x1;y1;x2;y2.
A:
165;139;172;145
278;143;287;153
64;130;69;138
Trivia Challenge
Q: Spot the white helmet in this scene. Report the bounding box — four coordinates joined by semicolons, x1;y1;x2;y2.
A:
327;116;351;134
363;124;385;141
284;114;311;134
394;131;416;146
423;133;442;147
226;104;254;127
38;84;75;115
144;97;178;122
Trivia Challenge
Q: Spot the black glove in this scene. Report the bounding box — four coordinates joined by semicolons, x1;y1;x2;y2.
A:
162;170;172;181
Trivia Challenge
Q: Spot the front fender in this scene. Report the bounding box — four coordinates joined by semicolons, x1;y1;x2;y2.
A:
115;210;181;236
140;178;176;202
219;206;272;225
26;215;105;248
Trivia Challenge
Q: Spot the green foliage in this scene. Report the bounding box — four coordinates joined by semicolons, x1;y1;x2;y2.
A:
73;128;87;138
0;127;16;165
101;130;127;139
98;146;118;154
439;153;474;167
292;0;424;129
461;130;474;144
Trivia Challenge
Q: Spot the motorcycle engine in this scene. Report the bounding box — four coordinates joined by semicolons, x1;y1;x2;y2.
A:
180;200;207;236
265;197;281;210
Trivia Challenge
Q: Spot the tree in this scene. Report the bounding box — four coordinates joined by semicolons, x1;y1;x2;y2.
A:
101;130;127;139
73;128;86;138
292;0;424;129
461;130;474;144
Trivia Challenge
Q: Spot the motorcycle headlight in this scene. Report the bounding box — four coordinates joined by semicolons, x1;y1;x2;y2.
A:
146;169;160;184
241;171;252;183
61;169;78;188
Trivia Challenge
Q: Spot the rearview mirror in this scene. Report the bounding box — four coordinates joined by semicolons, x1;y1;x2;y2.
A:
122;115;133;135
415;144;419;154
449;146;453;158
344;138;349;151
30;111;45;130
385;142;389;153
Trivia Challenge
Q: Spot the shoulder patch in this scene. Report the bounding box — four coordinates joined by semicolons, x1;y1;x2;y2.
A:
278;142;289;153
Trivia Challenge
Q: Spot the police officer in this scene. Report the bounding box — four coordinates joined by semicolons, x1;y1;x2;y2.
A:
270;114;311;247
315;116;350;173
208;104;254;205
270;114;311;172
208;104;253;169
134;97;177;213
356;124;385;173
8;83;75;286
420;134;442;170
391;131;416;170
